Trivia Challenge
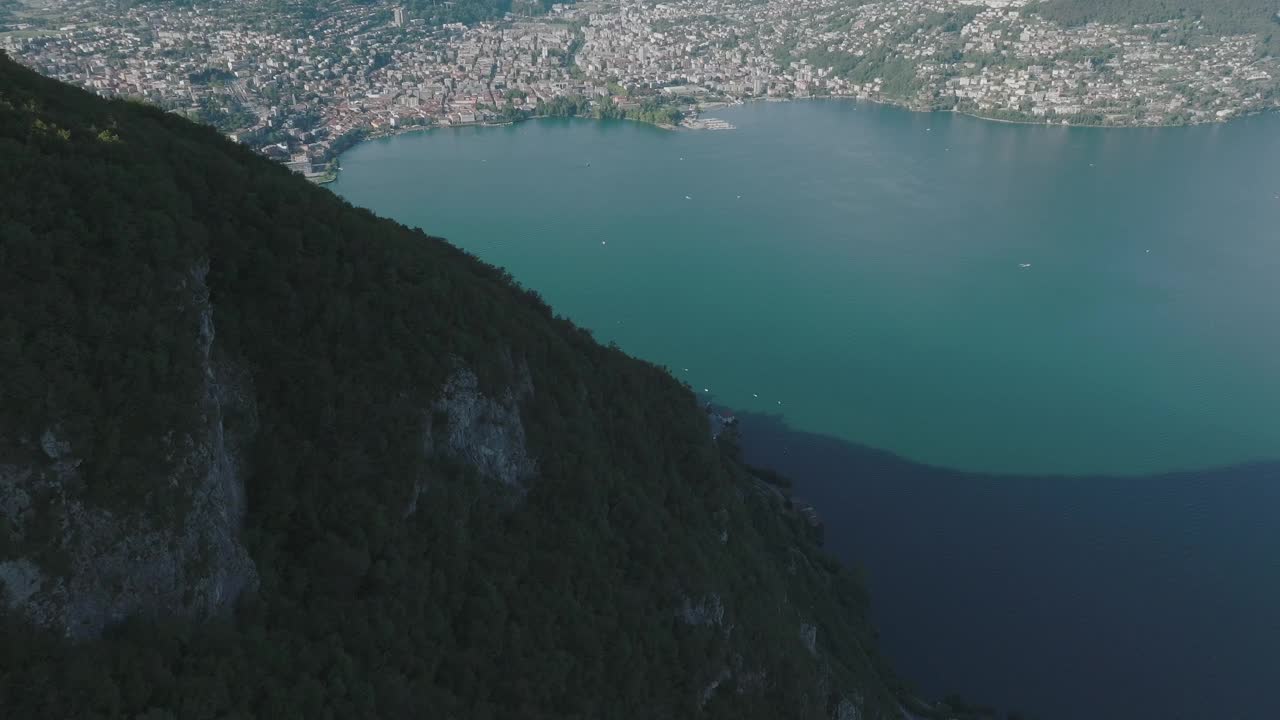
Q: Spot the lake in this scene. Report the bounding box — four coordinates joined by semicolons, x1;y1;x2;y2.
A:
332;101;1280;718
739;413;1280;720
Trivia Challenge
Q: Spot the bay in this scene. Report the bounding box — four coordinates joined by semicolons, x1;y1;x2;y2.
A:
332;101;1280;478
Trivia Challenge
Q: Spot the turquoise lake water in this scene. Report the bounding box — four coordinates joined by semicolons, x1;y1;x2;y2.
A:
332;101;1280;477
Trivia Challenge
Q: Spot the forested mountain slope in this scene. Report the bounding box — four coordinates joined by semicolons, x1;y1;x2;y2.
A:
0;52;915;719
1031;0;1280;40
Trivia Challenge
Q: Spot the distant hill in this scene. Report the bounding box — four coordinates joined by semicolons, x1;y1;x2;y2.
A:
1031;0;1280;43
0;51;934;719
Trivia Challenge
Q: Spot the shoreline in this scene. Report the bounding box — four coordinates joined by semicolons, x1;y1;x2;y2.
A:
728;92;1270;130
363;111;679;141
323;94;1273;175
324;111;678;172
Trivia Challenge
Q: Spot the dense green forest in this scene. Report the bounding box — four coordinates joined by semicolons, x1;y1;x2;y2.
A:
1030;0;1280;42
615;97;685;126
490;94;683;126
797;8;982;96
0;52;989;719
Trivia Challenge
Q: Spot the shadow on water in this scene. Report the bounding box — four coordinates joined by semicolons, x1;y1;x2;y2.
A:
737;412;1280;720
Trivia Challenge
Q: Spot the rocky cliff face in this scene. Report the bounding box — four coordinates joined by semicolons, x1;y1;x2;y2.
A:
0;259;545;640
0;286;545;638
404;357;537;517
0;266;258;639
432;360;537;489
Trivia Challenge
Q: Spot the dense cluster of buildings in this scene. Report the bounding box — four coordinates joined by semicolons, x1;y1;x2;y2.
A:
941;3;1275;121
4;0;608;170
6;0;1276;172
579;0;1276;124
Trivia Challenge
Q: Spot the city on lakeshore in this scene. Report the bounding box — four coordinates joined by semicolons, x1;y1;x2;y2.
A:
5;0;1277;179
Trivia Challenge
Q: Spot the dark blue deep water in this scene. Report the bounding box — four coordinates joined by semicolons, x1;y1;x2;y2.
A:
741;414;1280;720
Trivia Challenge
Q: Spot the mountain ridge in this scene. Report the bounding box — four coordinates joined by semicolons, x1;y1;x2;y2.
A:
0;50;952;719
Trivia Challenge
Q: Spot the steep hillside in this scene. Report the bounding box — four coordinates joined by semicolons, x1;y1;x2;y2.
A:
0;52;909;719
1030;0;1280;40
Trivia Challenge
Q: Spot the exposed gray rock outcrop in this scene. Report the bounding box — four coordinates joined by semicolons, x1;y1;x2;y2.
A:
677;592;725;627
699;667;732;707
405;358;537;519
404;357;537;517
734;664;769;695
834;696;864;720
39;429;71;461
0;558;42;608
800;622;818;655
433;364;536;488
0;265;257;639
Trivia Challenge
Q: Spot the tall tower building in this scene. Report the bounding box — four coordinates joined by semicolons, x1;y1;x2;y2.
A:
393;7;405;27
